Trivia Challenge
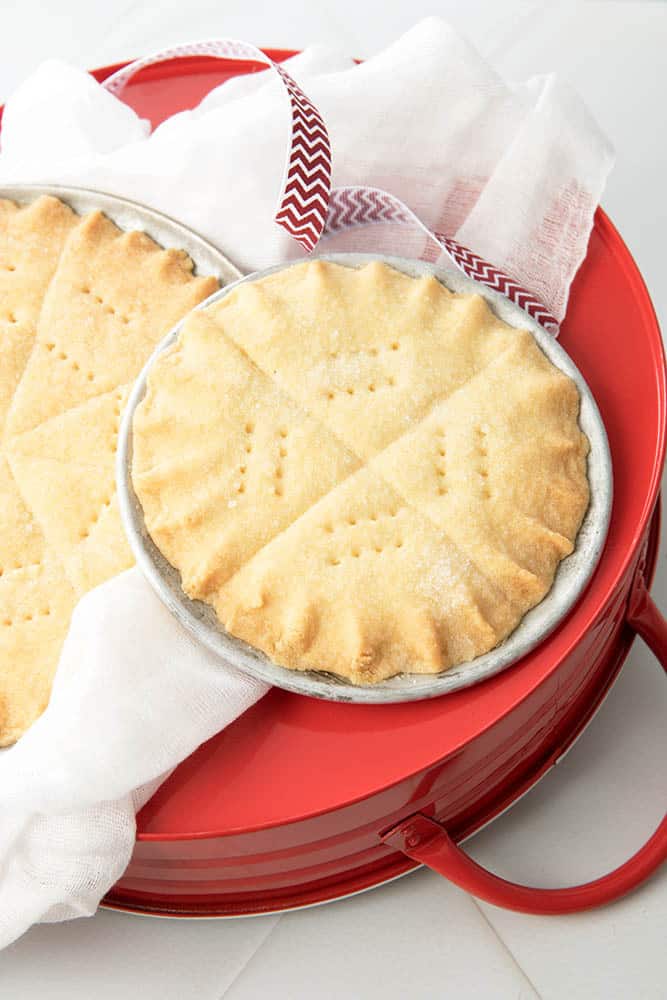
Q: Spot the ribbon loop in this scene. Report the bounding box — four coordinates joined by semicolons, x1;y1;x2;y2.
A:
104;46;558;333
326;186;559;334
103;40;332;252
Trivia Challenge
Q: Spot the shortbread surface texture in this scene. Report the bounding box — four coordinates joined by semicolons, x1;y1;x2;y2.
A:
132;260;590;685
0;195;218;744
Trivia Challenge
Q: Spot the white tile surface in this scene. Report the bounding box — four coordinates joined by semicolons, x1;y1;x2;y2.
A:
1;2;666;998
223;868;539;1000
480;870;667;1000
0;908;279;999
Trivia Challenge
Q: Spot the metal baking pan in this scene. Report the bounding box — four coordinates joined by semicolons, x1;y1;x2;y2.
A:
117;252;612;704
0;183;241;287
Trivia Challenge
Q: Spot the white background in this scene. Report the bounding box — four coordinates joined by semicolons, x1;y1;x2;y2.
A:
1;2;666;997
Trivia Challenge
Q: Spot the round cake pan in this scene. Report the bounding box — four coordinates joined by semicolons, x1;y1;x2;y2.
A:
0;183;241;286
117;252;613;703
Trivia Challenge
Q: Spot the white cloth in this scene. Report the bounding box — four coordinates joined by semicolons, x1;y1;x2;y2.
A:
0;570;268;948
0;18;613;948
0;19;613;320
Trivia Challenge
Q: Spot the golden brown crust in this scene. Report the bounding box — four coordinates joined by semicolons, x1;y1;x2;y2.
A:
0;195;79;439
133;260;590;685
5;209;218;437
0;197;219;743
0;555;77;747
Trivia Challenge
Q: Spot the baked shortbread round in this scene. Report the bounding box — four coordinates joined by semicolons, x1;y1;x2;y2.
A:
0;196;219;745
132;260;590;685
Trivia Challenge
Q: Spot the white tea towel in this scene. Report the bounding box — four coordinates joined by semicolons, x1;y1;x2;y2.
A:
0;18;613;947
0;18;613;321
0;570;268;948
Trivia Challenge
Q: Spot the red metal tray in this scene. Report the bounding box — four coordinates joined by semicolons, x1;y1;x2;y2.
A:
7;51;662;917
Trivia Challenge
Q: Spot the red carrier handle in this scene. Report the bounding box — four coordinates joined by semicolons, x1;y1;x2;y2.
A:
382;568;667;915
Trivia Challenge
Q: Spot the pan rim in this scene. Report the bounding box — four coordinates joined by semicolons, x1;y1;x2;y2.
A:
0;182;241;286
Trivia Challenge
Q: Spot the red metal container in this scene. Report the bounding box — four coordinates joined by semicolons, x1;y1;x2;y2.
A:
11;52;662;917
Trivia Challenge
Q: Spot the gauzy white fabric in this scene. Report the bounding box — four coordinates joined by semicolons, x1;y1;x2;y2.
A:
0;18;613;948
0;570;268;948
0;18;613;321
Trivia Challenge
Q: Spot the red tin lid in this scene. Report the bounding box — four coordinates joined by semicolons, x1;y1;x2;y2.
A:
35;53;666;842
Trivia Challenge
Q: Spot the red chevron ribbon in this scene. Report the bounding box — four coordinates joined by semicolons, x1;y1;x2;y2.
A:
326;187;559;334
104;46;557;333
103;40;331;252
